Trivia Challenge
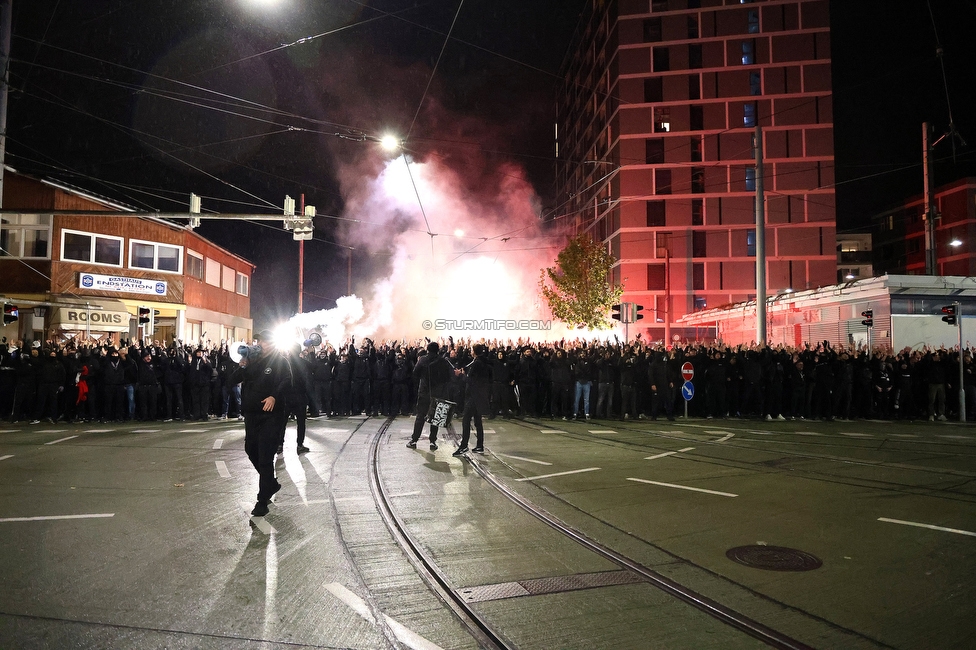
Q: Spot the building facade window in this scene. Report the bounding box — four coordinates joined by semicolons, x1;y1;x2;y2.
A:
748;9;760;33
187;250;204;279
655;169;673;195
222;265;236;291
647;201;666;227
687;15;699;39
690;135;702;161
644;77;663;103
750;71;761;96
690;105;704;131
129;239;183;273
692;199;704;226
643;18;662;42
691;167;705;193
236;272;249;296
1;214;51;259
653;47;670;72
654;107;671;132
688;74;701;100
747;229;756;256
693;264;705;291
694;296;707;310
693;231;707;257
646;138;665;164
688;44;702;69
205;257;221;286
741;40;755;65
744;102;757;127
61;229;123;266
745;166;757;191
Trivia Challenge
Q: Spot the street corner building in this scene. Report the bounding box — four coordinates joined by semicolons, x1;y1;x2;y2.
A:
0;170;254;346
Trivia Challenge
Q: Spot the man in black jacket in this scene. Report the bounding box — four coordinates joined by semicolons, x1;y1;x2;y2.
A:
229;330;292;518
454;344;490;456
136;350;160;421
407;342;454;451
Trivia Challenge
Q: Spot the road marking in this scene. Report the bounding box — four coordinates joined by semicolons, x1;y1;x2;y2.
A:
482;428;496;433
326;582;445;650
251;516;276;534
839;432;873;438
890;434;918;438
539;429;566;433
794;431;823;436
388;491;421;498
0;455;13;462
878;517;976;538
939;435;972;440
627;477;738;497
320;428;350;433
213;439;224;450
645;446;695;460
704;430;729;435
589;429;616;434
516;467;601;482
0;513;115;523
215;461;231;478
132;429;160;433
38;429;67;433
86;429;114;433
44;436;78;446
0;429;21;433
714;433;734;443
495;453;552;466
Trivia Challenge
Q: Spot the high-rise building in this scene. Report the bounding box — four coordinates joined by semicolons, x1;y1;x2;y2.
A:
555;0;836;340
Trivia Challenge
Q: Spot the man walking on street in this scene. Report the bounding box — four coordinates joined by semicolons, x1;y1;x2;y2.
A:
229;330;292;518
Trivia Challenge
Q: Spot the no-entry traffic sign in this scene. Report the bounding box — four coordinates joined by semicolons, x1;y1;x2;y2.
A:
681;362;694;382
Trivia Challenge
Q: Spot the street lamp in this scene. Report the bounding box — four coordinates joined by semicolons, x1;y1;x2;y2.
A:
380;135;401;152
950;238;963;247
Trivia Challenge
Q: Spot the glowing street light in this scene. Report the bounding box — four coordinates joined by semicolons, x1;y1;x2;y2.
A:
950;238;963;247
380;134;401;152
454;228;465;238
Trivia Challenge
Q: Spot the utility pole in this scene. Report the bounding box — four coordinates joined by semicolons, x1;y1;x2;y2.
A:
755;124;767;345
923;122;939;276
664;247;671;347
0;0;13;209
957;302;965;423
298;193;305;313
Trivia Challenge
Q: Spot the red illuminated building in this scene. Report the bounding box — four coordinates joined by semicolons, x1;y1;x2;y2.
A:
555;0;836;341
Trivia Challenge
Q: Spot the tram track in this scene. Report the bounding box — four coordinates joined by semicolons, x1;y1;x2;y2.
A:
365;415;881;650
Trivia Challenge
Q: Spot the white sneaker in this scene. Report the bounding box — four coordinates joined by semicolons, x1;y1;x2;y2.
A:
765;414;772;421
776;414;786;421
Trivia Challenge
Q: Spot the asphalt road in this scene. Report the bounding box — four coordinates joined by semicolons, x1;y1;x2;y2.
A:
0;413;972;649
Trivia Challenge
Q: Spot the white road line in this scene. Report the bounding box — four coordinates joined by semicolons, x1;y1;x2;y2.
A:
0;429;21;433
627;477;738;497
839;432;873;438
38;429;66;433
44;436;78;446
589;429;616;434
131;429;160;433
704;430;730;435
645;446;695;460
516;467;601;482
482;428;496;433
85;429;114;433
495;453;552;466
714;433;735;443
794;431;823;436
251;516;276;534
878;517;976;538
0;455;13;462
0;513;115;523
213;439;224;450
326;582;445;650
215;461;231;478
539;429;566;433
939;435;972;440
388;491;421;498
890;434;918;438
178;429;200;433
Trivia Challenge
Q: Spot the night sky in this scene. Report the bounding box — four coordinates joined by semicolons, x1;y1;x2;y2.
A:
6;0;976;329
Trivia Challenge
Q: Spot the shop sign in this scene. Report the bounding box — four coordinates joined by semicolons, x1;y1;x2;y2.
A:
79;273;167;296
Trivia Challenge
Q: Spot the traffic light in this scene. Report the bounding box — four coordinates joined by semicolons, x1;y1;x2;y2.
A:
138;307;151;325
634;304;644;321
942;304;957;326
611;304;623;321
860;309;873;327
3;304;19;325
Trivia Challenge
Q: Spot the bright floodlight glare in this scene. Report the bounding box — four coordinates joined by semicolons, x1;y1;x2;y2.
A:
380;135;400;151
845;274;855;280
454;228;465;237
950;238;963;247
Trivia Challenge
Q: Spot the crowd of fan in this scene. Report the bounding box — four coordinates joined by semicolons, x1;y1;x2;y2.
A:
3;334;974;425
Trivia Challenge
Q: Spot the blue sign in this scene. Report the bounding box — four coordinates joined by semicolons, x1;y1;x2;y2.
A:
681;381;695;401
81;274;94;288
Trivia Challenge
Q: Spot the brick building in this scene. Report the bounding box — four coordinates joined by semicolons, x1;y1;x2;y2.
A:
0;170;253;346
554;0;836;341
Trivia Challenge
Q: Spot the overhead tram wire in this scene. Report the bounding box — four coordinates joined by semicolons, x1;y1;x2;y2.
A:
405;0;466;141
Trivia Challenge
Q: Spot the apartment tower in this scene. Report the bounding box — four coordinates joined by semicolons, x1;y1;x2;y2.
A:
555;0;836;340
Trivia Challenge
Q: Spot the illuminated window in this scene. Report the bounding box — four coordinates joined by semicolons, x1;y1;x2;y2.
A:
187;251;204;279
2;214;51;259
236;272;249;296
129;239;183;273
741;40;755;65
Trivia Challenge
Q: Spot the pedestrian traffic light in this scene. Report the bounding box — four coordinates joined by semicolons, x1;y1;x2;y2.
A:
3;304;18;325
138;306;151;325
634;304;644;321
860;309;873;327
611;304;623;321
942;304;957;326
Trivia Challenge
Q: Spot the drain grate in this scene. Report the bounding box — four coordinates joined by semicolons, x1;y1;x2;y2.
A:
726;545;823;571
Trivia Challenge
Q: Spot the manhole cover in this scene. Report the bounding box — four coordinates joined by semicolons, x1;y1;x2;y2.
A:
726;545;822;571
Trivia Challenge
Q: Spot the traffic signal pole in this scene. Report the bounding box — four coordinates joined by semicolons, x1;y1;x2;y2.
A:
958;303;965;423
755;125;767;345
